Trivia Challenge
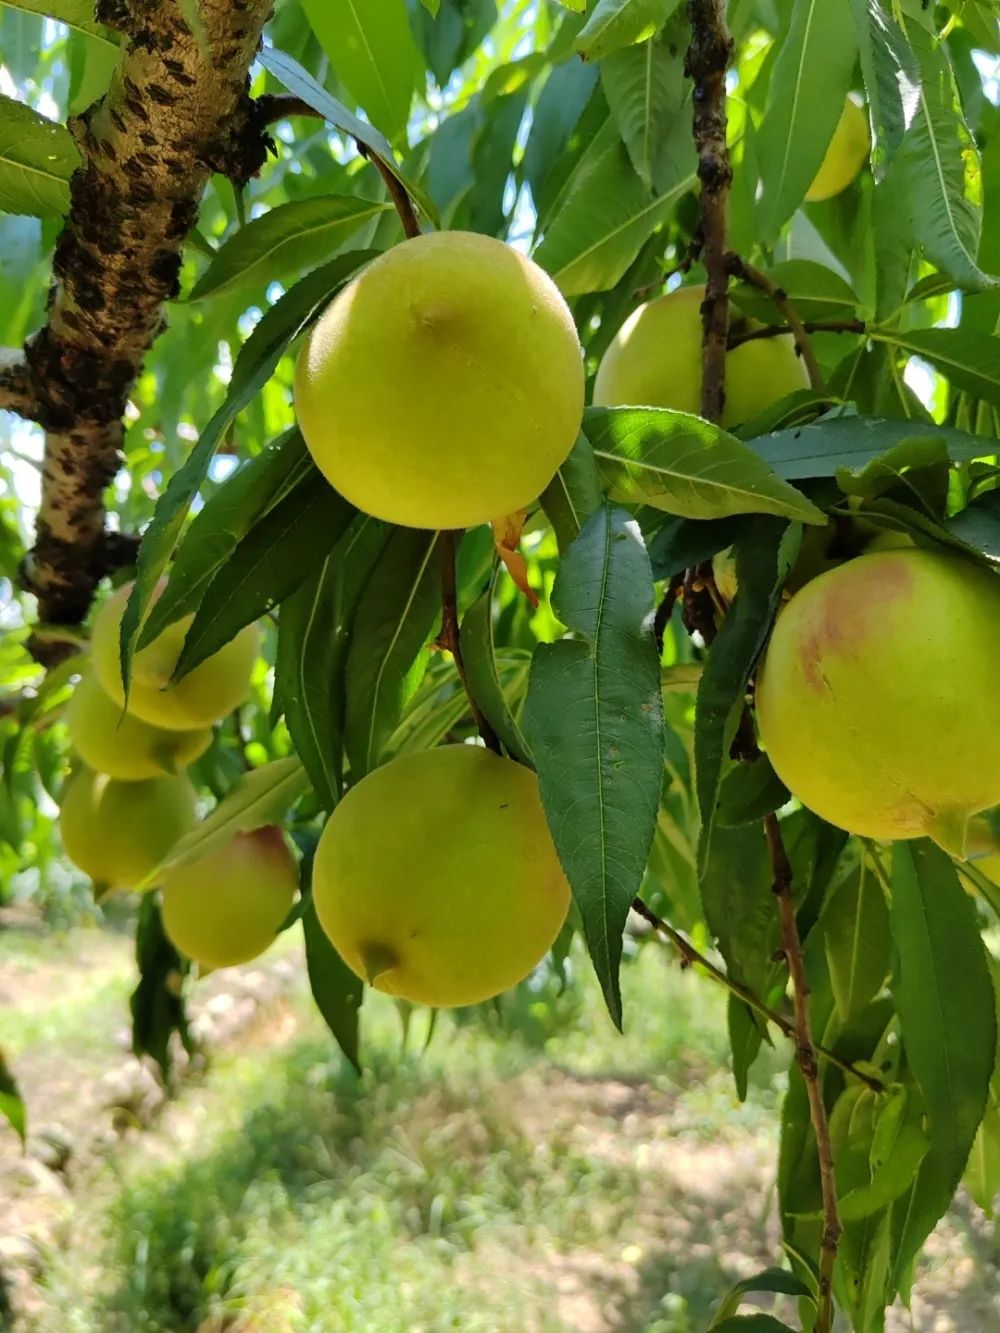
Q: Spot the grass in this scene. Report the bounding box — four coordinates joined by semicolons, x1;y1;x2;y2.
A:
25;943;789;1333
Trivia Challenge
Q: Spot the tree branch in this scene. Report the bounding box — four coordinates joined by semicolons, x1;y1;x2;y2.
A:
631;897;883;1094
686;0;733;422
727;254;829;394
0;349;39;422
20;0;275;631
728;319;867;349
438;531;502;755
765;814;841;1333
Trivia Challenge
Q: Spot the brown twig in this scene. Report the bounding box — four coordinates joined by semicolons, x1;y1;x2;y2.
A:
727;255;828;394
631;896;884;1094
438;532;502;755
653;573;685;655
686;0;733;423
728;319;867;349
765;813;841;1333
257;93;421;241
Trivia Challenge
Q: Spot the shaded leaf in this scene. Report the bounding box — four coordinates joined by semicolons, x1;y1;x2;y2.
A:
871;327;1000;407
0;1046;25;1145
524;505;663;1027
822;858;891;1023
277;516;391;809
849;0;918;175
130;896;192;1079
173;473;355;681
343;528;442;778
716;753;790;828
460;567;532;764
540;434;604;553
139;429;312;647
889;840;996;1289
711;1268;814;1326
601;28;690;191
751;415;991;481
694;519;795;870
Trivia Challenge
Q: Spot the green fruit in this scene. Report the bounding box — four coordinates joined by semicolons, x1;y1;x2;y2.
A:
312;745;571;1007
160;827;298;969
805;98;870;203
60;767;197;894
67;671;212;781
593;284;808;428
757;549;1000;854
91;581;258;731
294;232;584;530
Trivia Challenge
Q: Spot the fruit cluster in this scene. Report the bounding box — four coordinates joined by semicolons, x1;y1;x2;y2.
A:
60;581;297;972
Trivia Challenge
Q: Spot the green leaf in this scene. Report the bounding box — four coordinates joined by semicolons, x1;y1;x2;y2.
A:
139;429;312;648
600;28;690;192
586;407;825;525
0;1046;26;1145
755;0;858;241
302;896;363;1073
460;568;532;765
751;416;991;481
947;491;1000;563
964;1104;1000;1218
523;505;664;1028
258;47;438;226
646;514;745;581
870;326;1000;407
539;433;604;553
120;250;377;690
189;196;392;302
523;59;599;207
849;0;917;175
837;1087;928;1222
343;528;442;778
174;472;355;682
889;840;997;1289
695;519;795;873
276;516;391;809
143;759;310;886
3;0;117;44
892;22;996;293
716;753;790;828
711;1268;814;1326
299;0;419;145
533;139;694;295
575;0;681;60
822;858;891;1024
130;896;192;1079
728;997;764;1103
0;95;79;218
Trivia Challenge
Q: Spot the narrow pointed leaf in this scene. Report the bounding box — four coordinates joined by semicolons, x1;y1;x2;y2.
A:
540;434;603;553
0;1047;26;1145
344;529;442;778
889;840;996;1288
460;568;532;765
755;0;858;241
189;196;392;301
524;505;664;1027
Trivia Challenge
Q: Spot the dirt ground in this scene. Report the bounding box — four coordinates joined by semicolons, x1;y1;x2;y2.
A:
1;922;998;1332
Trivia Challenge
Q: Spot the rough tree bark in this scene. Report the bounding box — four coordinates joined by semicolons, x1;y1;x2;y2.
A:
9;0;274;643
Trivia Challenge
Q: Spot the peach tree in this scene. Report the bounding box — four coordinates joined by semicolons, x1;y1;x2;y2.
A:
2;1;1000;1329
